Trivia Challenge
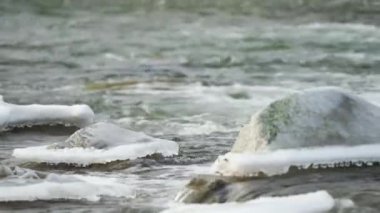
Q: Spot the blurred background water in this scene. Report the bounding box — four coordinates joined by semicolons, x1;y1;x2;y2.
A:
1;0;380;212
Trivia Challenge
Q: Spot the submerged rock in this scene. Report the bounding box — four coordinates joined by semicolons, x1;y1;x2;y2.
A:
0;165;12;178
49;122;163;149
0;164;44;179
232;87;380;152
13;122;179;166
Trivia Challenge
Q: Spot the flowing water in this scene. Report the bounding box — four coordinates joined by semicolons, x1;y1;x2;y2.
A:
1;0;380;212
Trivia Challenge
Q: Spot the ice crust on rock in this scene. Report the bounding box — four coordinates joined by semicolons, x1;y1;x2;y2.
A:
12;122;179;165
162;191;340;213
0;95;94;131
232;87;380;152
0;173;134;202
212;144;380;176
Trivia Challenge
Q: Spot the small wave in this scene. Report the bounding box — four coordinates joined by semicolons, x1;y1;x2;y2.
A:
119;116;233;136
212;144;380;177
300;23;379;32
176;121;229;136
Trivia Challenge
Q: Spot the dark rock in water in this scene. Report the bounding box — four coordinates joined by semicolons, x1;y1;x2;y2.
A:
20;153;166;172
0;164;45;179
232;87;380;152
0;165;12;178
177;165;380;210
6;125;79;136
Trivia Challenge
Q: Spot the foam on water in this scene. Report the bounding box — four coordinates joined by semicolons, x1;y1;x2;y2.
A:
163;191;341;213
117;82;294;103
120;117;232;136
301;23;379;31
0;95;94;131
0;173;134;202
212;144;380;176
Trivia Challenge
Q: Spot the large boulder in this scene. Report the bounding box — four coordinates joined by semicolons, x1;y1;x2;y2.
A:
232;87;380;152
176;87;380;210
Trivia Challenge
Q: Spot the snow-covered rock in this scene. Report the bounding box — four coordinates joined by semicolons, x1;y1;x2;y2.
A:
12;122;179;166
233;87;380;152
177;88;380;204
0;95;94;131
213;87;380;176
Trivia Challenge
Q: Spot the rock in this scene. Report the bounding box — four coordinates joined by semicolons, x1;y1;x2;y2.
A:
49;122;158;149
232;87;380;152
0;95;94;131
176;87;380;206
177;165;380;206
0;165;12;178
13;122;179;166
0;164;44;179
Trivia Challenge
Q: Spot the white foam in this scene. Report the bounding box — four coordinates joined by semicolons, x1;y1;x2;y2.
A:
163;191;336;213
212;144;380;176
301;23;378;31
0;174;134;202
0;96;94;130
175;121;230;136
13;140;178;165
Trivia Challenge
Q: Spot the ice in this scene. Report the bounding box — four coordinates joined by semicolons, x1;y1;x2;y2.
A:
212;144;380;176
0;173;134;202
12;122;179;165
13;142;178;166
162;191;338;213
0;95;94;131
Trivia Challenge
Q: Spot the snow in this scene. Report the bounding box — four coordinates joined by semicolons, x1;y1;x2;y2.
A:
0;173;134;202
212;144;380;176
162;191;337;213
12;122;179;165
0;95;94;131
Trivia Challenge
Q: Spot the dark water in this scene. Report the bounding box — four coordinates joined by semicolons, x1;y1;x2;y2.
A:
1;0;380;212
